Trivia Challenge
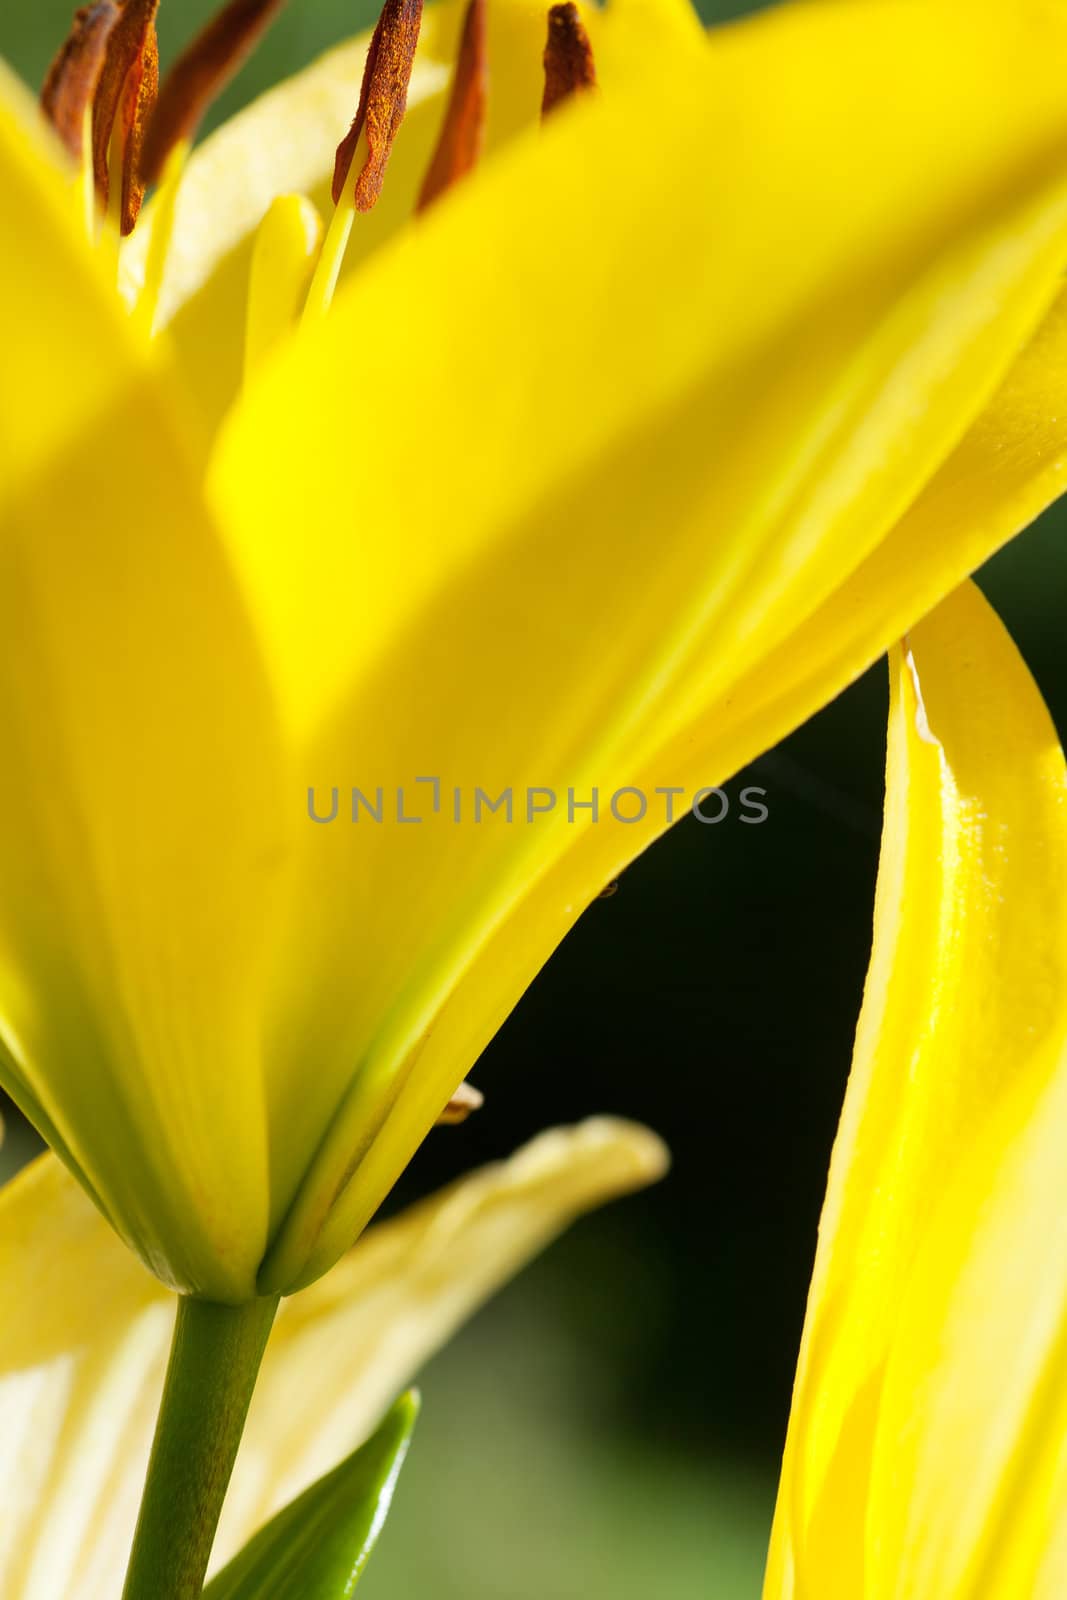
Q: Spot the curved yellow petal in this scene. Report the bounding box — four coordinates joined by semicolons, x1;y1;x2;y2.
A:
221;0;1067;749
0;1121;666;1599
0;65;285;1301
764;583;1067;1599
120;0;696;432
206;0;1067;1286
290;218;1067;1298
711;280;1067;795
868;1034;1067;1600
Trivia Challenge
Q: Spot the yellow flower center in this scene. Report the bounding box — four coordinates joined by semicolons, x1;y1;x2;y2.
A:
41;0;599;338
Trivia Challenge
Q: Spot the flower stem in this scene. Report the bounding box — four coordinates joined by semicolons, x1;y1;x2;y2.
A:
121;1293;280;1600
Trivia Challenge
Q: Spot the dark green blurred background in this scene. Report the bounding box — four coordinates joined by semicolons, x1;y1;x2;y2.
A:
3;1;1066;1593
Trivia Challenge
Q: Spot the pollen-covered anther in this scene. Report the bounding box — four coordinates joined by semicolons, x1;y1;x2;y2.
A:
40;2;120;161
436;1081;485;1126
141;0;289;189
332;0;425;212
542;2;597;117
118;18;158;235
90;0;159;232
416;0;487;213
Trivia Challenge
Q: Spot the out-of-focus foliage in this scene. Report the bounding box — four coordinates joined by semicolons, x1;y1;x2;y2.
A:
364;1280;772;1599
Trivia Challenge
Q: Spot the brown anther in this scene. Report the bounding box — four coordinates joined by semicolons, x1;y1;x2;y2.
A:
90;0;158;227
140;0;289;189
118;18;158;234
40;3;120;161
542;3;597;118
436;1081;485;1127
331;0;425;212
415;0;486;214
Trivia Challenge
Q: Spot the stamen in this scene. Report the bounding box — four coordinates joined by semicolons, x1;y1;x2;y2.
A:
141;0;288;189
436;1081;485;1126
331;0;425;212
40;2;119;162
118;18;158;234
416;0;486;214
91;0;158;233
303;0;424;322
542;2;597;117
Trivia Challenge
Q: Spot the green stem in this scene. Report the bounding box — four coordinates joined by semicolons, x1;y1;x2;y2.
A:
121;1293;280;1600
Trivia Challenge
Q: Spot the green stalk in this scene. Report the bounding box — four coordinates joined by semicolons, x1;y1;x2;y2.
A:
121;1293;280;1600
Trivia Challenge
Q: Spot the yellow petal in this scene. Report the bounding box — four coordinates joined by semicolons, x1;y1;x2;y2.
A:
204;0;1067;1286
119;0;696;431
0;1121;667;1599
713;280;1067;796
764;582;1067;1599
0;65;285;1301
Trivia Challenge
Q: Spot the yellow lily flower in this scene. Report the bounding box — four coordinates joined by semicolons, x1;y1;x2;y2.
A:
0;1117;666;1598
765;581;1067;1599
6;0;1067;1311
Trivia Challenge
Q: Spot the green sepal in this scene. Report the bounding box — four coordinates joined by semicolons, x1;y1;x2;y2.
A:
203;1390;420;1599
